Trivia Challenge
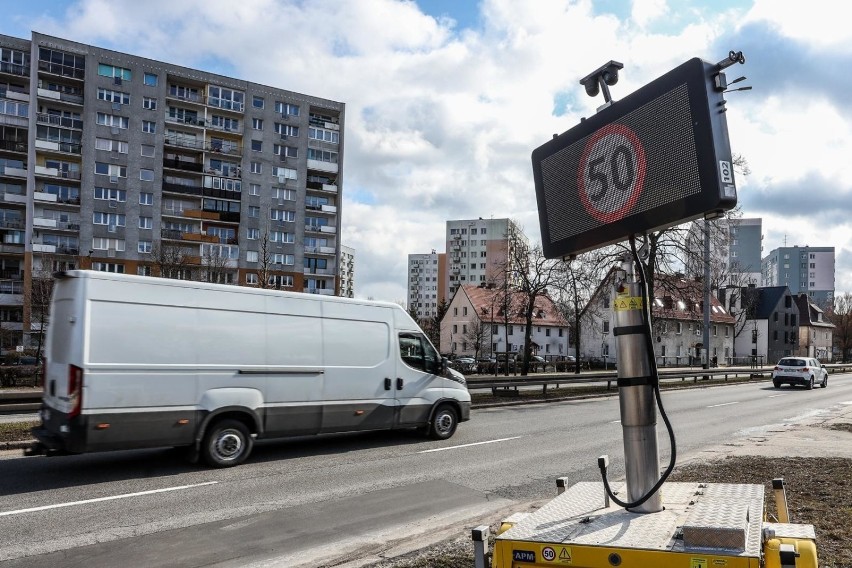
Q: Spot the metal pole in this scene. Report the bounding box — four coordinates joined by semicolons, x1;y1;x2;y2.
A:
613;256;662;513
703;219;711;370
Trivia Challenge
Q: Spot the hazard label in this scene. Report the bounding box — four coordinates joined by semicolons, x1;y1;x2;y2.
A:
539;544;572;563
690;558;708;568
613;296;643;311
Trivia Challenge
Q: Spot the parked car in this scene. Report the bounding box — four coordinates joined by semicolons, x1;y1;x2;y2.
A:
771;357;828;389
476;357;497;373
453;357;477;374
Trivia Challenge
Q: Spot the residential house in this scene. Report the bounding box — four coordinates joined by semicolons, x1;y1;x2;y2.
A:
731;286;800;365
581;271;736;366
794;293;834;361
440;284;569;359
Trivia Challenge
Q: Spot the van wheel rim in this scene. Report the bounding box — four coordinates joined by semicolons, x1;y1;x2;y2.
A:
436;413;454;434
214;430;243;460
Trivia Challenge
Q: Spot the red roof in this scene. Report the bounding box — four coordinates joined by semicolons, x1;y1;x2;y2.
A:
460;285;568;326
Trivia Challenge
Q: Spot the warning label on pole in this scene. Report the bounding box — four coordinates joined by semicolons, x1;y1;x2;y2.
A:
613;296;643;311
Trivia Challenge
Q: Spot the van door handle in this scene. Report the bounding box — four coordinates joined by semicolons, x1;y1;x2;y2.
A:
396;378;403;390
384;378;392;390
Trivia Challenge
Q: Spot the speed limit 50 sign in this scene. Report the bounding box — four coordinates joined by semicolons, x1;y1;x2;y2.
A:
532;57;738;258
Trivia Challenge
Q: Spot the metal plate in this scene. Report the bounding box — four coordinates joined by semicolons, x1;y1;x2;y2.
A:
764;522;816;540
496;481;762;558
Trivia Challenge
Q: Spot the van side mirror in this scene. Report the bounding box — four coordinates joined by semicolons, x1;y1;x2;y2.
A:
441;357;449;375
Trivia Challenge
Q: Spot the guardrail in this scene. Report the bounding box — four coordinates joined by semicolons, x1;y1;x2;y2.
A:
466;363;852;395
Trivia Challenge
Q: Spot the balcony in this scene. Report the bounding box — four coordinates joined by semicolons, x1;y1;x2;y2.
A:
165;114;205;129
162;180;204;196
183;209;219;220
163;157;204;173
33;166;81;180
0;101;28;128
303;267;336;276
306;203;337;214
305;246;336;255
33;217;80;231
0;165;27;178
36;112;83;129
166;88;205;105
307;159;338;174
160;228;206;242
37;60;85;80
0;218;25;230
36;87;84;106
303;288;334;296
206;121;243;135
32;242;57;254
164;135;206;151
0;61;29;77
0;279;24;295
35;138;82;155
1;190;26;205
0;139;27;153
306;181;338;194
206;97;244;113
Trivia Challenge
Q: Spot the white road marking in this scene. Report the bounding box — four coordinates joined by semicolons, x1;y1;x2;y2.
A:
841;401;852;406
0;481;218;517
610;420;622;424
707;401;740;408
419;436;522;453
768;394;786;398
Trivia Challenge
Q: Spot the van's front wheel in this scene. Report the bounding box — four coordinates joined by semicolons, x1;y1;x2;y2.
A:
201;419;253;468
427;405;458;440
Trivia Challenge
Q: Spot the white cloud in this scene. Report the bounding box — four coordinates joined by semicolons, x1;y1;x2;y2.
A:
14;0;851;300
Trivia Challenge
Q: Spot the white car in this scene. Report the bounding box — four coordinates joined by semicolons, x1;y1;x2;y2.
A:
771;357;828;389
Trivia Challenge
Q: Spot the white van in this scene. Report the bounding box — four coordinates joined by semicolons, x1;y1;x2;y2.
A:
29;270;470;467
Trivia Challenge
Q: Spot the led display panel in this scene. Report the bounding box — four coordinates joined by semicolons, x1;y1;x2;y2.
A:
532;57;738;258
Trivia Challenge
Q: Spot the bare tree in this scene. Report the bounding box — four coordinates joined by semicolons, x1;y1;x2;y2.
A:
26;253;59;364
463;319;489;360
552;252;608;372
423;297;448;349
255;224;274;289
502;226;562;376
827;292;852;362
201;244;233;284
151;241;193;280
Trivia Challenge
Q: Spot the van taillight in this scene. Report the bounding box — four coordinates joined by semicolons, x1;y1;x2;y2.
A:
68;365;83;419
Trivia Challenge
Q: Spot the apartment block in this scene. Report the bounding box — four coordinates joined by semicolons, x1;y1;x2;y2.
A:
407;250;442;321
761;246;834;308
338;245;354;297
0;32;344;349
685;217;762;286
444;218;524;301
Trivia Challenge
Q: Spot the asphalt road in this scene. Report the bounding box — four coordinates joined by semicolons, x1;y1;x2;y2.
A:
1;374;850;567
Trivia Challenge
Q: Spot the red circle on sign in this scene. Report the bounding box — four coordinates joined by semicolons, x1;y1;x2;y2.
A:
577;123;646;223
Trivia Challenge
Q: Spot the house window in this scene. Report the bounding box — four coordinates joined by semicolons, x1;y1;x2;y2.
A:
463;307;468;316
252;95;264;109
251;140;262;152
142;120;156;133
140;144;155;157
139;169;154;181
143;72;158;86
137;265;152;276
252;118;263;130
247;228;259;240
246;250;259;263
249;183;261;196
139;192;153;205
250;161;262;174
138;241;152;253
138;216;152;229
248;206;260;218
143;96;157;110
602;321;609;333
246;273;258;285
93;187;126;201
96;113;128;128
97;64;131;81
91;262;125;273
508;326;513;335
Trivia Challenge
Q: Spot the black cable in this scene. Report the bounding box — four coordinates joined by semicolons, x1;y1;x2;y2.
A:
598;235;678;510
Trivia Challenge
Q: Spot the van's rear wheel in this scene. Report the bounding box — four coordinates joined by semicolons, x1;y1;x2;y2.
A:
201;419;253;468
427;405;458;440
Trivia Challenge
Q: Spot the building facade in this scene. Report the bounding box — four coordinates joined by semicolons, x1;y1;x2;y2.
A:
407;250;442;321
0;32;344;349
685;217;762;287
794;293;834;361
338;245;354;297
444;218;524;301
440;283;570;358
730;285;800;364
761;246;834;308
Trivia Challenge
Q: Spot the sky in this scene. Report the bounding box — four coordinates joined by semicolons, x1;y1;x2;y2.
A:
3;0;850;303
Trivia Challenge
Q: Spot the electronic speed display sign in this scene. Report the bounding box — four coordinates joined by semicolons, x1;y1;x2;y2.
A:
532;57;738;258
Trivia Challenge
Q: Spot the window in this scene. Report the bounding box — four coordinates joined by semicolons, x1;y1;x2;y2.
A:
93;212;126;226
93;187;126;201
246;273;258;285
138;216;152;229
141;144;155;158
252;95;264;108
676;322;683;334
138;265;152;276
210;115;239;131
250;161;262;174
308;126;339;144
140;169;154;181
143;96;157;110
97;88;130;104
91;262;125;273
603;321;610;333
139;192;153;205
270;231;294;243
272;166;297;180
252;118;263;130
274;101;300;116
247;228;259;240
138;240;152;253
208;86;244;111
92;237;125;251
96;113;129;129
94;138;128;153
270;209;295;222
142;120;156;133
248;206;260;218
272;253;295;265
143;72;158;86
274;123;299;137
251;140;262;152
268;274;293;288
274;144;298;158
308;148;338;163
249;184;261;196
247;250;259;263
94;163;127;178
97;64;131;81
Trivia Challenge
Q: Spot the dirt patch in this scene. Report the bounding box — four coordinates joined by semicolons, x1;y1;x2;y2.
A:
825;422;852;434
0;421;37;443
